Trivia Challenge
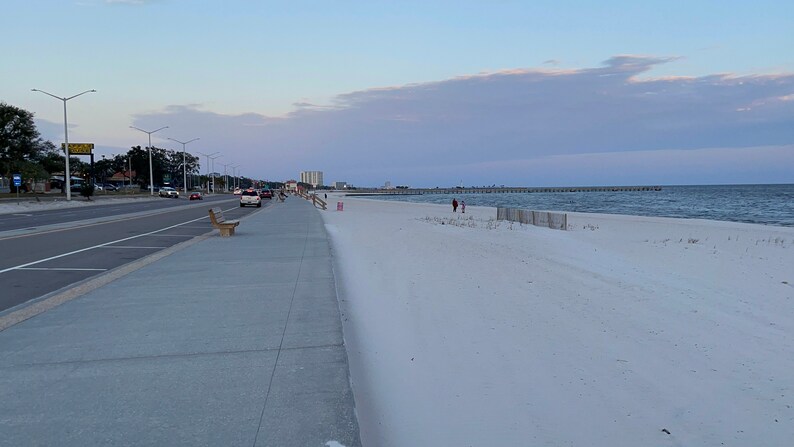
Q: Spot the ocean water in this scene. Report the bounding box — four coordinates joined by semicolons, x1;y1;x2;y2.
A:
361;184;794;227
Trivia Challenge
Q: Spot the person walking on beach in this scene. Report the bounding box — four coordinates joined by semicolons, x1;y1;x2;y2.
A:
452;198;458;212
461;200;466;213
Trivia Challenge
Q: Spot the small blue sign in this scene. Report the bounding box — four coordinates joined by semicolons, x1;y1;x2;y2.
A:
13;174;22;187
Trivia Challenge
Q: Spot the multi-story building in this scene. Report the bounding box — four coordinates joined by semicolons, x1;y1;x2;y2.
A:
300;171;323;188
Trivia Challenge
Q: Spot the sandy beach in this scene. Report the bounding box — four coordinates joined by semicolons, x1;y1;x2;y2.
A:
321;194;794;447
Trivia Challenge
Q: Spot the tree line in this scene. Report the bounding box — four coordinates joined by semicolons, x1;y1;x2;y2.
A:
1;102;201;192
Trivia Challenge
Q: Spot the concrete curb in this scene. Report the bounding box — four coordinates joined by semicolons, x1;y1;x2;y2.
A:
0;232;212;332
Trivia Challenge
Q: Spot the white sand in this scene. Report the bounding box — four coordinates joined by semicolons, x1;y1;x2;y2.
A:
321;194;794;447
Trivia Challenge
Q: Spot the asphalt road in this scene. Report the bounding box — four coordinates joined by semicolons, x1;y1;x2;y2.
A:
0;194;230;232
0;196;273;313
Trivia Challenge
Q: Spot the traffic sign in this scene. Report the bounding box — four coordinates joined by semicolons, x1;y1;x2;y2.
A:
13;174;22;187
61;143;94;155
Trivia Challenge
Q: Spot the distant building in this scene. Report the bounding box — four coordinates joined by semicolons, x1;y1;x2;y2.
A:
384;181;392;189
334;181;348;190
300;171;323;188
285;180;298;191
109;169;136;184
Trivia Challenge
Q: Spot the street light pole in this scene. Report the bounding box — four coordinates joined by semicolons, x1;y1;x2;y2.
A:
220;162;234;192
31;88;96;201
209;154;221;193
130;125;168;195
230;165;239;190
167;137;199;194
196;151;219;194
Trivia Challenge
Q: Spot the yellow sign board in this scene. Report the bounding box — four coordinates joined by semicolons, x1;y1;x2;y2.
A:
61;143;94;155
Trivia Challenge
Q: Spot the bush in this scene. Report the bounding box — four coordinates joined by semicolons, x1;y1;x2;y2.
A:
80;183;95;200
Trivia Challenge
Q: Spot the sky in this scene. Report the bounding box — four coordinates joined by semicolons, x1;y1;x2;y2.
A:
3;0;793;187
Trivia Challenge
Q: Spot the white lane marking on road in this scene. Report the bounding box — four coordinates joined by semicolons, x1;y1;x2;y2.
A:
11;214;34;217
98;245;167;249
143;234;197;238
0;213;214;274
18;268;108;271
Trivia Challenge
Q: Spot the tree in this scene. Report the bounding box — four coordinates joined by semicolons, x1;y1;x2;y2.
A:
94;156;115;186
31;141;63;176
164;150;199;189
0;102;46;179
17;160;49;190
106;153;133;186
118;145;202;190
127;145;149;187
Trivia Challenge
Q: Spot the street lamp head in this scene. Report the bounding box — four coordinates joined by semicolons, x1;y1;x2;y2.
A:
130;125;169;134
167;137;200;146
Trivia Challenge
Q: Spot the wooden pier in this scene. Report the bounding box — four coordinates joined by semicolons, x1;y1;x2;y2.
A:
344;186;662;196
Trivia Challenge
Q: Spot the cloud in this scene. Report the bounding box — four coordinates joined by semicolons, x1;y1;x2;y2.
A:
32;117;66;140
132;56;794;186
601;54;681;73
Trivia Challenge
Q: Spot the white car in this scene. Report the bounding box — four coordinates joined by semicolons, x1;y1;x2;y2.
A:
158;187;179;198
240;189;261;207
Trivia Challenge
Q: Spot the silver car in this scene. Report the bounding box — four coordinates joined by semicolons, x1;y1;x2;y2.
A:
240;189;261;207
158;187;179;198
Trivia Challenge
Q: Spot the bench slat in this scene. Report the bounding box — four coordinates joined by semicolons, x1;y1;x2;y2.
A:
208;208;240;237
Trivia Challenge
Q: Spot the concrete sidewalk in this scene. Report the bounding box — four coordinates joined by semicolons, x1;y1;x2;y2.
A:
0;198;361;446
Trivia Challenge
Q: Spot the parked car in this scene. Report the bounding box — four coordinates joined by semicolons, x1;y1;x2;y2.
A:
240;189;261;207
158;186;179;198
189;192;203;200
101;183;118;191
259;189;272;199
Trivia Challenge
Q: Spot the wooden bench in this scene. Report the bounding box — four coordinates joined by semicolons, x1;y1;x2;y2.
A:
208;207;240;237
